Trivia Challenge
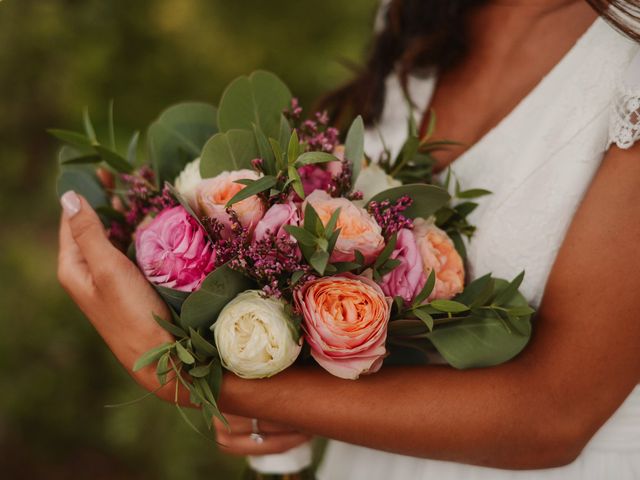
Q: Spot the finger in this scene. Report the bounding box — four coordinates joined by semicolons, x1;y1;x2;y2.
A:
58;212;94;296
214;415;300;435
60;191;127;280
216;432;312;456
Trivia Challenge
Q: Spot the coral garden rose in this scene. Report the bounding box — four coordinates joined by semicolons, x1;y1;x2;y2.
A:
296;274;391;379
303;190;385;264
174;157;202;207
413;218;465;301
213;290;302;379
379;228;427;303
253;202;300;243
135;206;216;292
196;169;266;236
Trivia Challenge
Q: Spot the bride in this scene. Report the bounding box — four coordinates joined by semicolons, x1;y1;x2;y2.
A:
57;0;640;478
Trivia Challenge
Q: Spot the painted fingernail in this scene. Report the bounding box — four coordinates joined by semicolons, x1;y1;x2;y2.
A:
61;190;81;217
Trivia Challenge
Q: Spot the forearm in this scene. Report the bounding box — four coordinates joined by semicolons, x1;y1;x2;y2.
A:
220;361;584;469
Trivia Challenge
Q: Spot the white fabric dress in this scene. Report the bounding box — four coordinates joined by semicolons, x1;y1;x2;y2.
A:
318;18;640;480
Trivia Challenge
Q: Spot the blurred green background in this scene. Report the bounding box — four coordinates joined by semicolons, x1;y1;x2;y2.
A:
0;1;375;478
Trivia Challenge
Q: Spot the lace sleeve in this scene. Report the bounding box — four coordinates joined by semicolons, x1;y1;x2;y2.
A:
610;50;640;150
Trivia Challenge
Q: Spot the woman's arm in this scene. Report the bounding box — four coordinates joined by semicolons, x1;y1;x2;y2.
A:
217;143;640;469
58;143;640;468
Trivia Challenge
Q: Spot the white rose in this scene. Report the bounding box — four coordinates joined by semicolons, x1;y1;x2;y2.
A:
353;163;402;203
174;157;202;208
213;291;301;379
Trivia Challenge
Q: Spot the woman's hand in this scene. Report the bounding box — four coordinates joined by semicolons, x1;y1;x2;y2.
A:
214;413;311;456
57;190;185;401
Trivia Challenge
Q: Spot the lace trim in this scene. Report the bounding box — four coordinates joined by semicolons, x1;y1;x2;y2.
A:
610;84;640;150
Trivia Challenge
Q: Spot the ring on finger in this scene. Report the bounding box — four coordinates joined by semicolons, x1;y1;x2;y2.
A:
249;418;265;444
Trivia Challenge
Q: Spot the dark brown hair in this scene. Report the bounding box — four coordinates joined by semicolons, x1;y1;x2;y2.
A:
320;0;640;129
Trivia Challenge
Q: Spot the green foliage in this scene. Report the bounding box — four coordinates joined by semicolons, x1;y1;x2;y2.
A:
147;102;218;185
367;183;452;219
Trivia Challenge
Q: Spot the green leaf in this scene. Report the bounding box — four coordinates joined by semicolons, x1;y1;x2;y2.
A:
165;182;208;232
288;165;305;199
457;188;492;199
327;228;341;254
284;225;317;246
344;115;364;182
493;271;526;306
152;313;187;339
354;250;365;266
252;124;276;175
189;328;218;357
303;203;324;237
430;299;470;313
427;279;533;369
94;145;134;173
175;342;195;365
107;100;116;150
56;149;109;210
180;264;254;330
367;184;451;219
156;352;171;385
200;129;258;178
127;131;140;165
414;308;434;331
295;151;339;167
269;137;285;171
217;70;292;139
287;129;299;165
48;129;93;149
291;270;305;285
188;365;211;378
153;285;191;314
310;250;330;275
421;109;436;140
324;207;341;237
208;359;224;399
147;102;218;186
226;175;276;207
413;269;436;306
133;342;172;372
82;107;97;143
374;232;397;269
279;114;292;150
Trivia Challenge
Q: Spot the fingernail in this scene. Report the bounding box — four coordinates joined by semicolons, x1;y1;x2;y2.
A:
61;191;81;217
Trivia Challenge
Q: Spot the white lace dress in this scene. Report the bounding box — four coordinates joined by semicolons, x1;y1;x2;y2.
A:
318;18;640;480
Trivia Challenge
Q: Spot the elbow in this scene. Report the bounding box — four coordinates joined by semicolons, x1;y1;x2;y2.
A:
501;408;596;469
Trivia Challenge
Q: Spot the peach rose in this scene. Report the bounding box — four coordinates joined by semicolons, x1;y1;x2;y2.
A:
303;190;384;264
413;218;465;301
295;274;391;379
195;169;265;236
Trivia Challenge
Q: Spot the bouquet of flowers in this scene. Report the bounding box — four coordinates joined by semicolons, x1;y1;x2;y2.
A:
52;71;534;474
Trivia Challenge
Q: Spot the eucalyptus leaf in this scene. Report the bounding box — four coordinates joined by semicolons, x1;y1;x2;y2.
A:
200;129;258;178
56;149;108;211
180;264;254;330
154;285;191;314
133;342;172;372
188;365;211;378
94;145;134;173
367;184;451;219
189;328;218;357
217;70;292;139
147;102;218;186
345;115;364;182
175;342;195;365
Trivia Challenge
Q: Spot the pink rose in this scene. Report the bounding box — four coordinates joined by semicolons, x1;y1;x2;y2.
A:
135;206;216;292
296;274;391;379
253;202;300;243
379;228;427;303
196;169;266;236
413;218;465;301
298;147;343;196
303;190;385;264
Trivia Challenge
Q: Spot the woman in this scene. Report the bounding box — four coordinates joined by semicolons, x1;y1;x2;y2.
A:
57;0;640;478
